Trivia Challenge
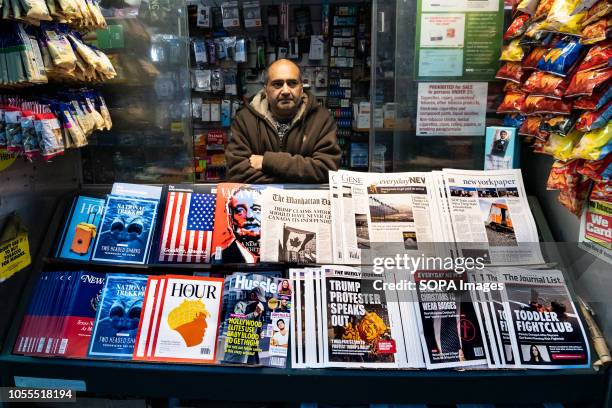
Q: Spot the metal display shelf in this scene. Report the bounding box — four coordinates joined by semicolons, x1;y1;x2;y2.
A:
0;190;609;405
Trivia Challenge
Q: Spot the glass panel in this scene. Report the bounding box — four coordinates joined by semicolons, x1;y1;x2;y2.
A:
81;0;193;184
371;0;500;172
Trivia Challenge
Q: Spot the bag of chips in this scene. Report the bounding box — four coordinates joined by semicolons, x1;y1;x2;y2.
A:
496;62;525;83
517;0;539;15
520;116;551;139
541;0;587;35
540;115;577;135
571;121;612;160
523;47;550;70
20;110;39;161
565;67;612;97
578;154;612;181
524;95;573;114
575;100;612;131
582;0;612;26
537;37;586;77
522;71;569;98
504;14;531;40
544;129;583;160
558;178;592;215
497;92;528;114
590;181;611;202
500;39;526;62
581;17;611;44
576;41;612;72
574;87;612;109
521;21;555;46
504;81;524;92
547;159;583;190
534;0;556;20
504;113;527;128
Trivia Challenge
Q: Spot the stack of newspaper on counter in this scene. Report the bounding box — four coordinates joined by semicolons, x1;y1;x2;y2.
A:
290;266;591;370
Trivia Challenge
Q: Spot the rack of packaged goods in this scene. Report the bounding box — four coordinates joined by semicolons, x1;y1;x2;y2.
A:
187;2;255;182
0;187;609;406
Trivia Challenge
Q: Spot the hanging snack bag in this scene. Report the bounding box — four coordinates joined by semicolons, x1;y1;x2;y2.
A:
0;106;6;148
575;101;612;131
34;110;64;161
576;41;612;72
524;95;572;115
540;115;577;135
504;14;531;40
544;129;583;160
20;109;39;161
534;0;556;20
497;92;528;114
581;17;611;45
571;121;612;160
521;21;555;46
5;107;23;155
504;113;527;128
504;81;524;92
582;0;612;26
537;37;586;77
496;61;525;83
565;68;612;97
500;38;526;62
517;0;539;15
547;160;583;190
523;47;550;70
590;181;612;202
574;86;612;110
522;71;569;98
572;0;600;16
559;178;592;216
578;154;612;181
96;93;112;130
43;26;77;71
520;116;548;138
541;0;587;36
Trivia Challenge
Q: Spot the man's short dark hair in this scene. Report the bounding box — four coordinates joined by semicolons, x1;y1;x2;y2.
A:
277;319;285;326
263;59;303;85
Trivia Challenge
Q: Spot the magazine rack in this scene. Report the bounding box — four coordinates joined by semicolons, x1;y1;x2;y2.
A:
0;188;609;406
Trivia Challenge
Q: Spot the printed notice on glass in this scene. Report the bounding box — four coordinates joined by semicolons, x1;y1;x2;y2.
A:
415;0;503;80
416;82;487;136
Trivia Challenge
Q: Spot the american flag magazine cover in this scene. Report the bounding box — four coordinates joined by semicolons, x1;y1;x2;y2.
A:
158;185;216;263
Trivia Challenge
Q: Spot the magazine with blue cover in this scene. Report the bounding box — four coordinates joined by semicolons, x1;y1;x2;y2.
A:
91;196;159;264
88;274;148;359
57;196;106;261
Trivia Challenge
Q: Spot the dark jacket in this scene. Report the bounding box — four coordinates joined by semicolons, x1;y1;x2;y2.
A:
226;90;341;183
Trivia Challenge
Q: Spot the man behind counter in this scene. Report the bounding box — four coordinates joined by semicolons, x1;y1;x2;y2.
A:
226;59;341;183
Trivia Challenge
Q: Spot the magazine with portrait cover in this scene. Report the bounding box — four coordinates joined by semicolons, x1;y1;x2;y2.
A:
210;183;281;264
321;265;405;368
412;270;489;369
216;272;292;368
157;184;216;263
498;268;591;369
441;169;543;265
133;275;224;364
91;184;162;265
88;274;148;359
260;188;332;264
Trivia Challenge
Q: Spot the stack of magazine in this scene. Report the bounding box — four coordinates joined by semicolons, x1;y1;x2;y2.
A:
290;266;591;370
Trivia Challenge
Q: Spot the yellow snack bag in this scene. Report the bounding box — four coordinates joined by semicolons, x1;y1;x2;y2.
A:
500;38;525;62
541;0;587;35
544;129;584;161
571;121;612;160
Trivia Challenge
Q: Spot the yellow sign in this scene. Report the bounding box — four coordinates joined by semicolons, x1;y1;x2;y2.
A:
0;232;31;281
0;149;16;172
170;122;184;133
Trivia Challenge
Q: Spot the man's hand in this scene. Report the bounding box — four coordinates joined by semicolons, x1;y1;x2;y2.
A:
249;154;264;170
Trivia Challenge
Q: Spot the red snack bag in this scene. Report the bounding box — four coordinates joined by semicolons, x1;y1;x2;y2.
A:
534;0;555;20
497;92;528;113
590;181;611;202
574;87;612;110
565;68;612;97
581;17;612;45
519;116;551;139
496;62;525;83
575;100;612;131
559;178;592;216
524;95;572;114
522;71;568;99
582;0;612;26
523;47;550;70
547;160;583;190
576;41;612;72
578;154;612;181
504;81;524;92
504;14;531;40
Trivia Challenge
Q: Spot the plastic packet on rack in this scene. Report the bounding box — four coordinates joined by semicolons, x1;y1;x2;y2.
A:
537;38;586;77
517;0;539;15
500;39;525;62
522;47;550;70
504;14;531;40
5;107;23;155
214;38;227;60
541;0;587;35
93;49;116;80
565;67;612;97
23;0;52;22
547;159;583;190
578;154;612;181
496;61;525;83
193;40;207;64
558;177;592;216
84;94;104;130
0;106;6;148
576;41;612;72
581;17;611;45
519;116;548;138
54;102;86;148
20;110;39;161
235;38;247;62
534;0;555;20
497;92;527;114
34;111;64;161
582;0;612;26
524;95;572;115
504;81;523;92
43;26;77;71
211;69;224;92
590;181;612;202
522;71;568;98
96;94;112;130
544;129;583;160
224;37;237;61
571;121;612;160
503;113;527;128
539;115;577;135
575;101;612;131
575;87;612;110
520;21;555;46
